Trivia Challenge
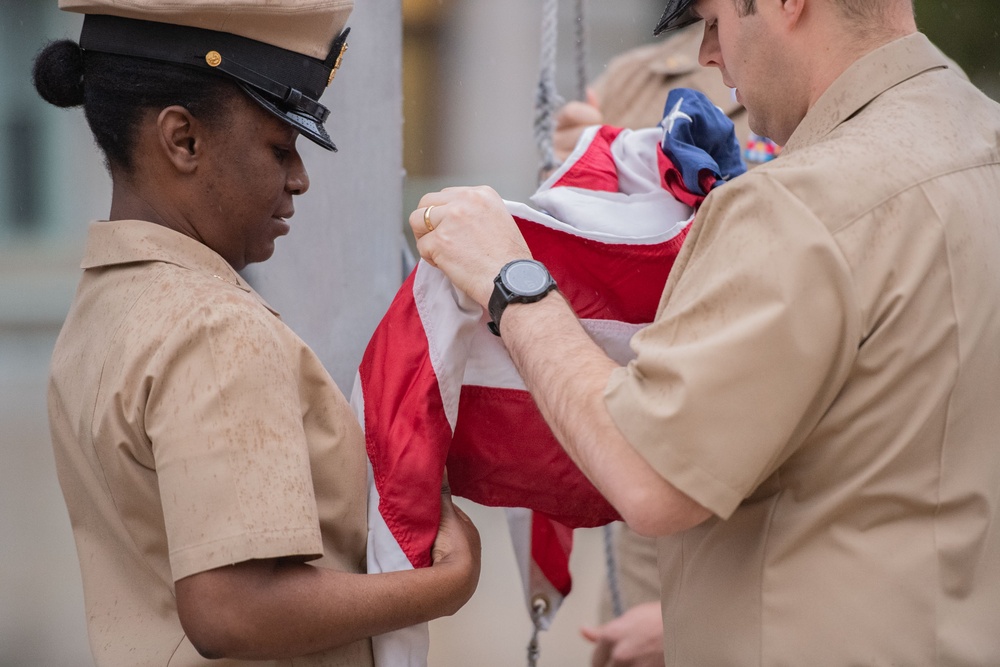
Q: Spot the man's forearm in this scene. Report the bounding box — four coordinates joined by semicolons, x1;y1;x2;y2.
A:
500;293;710;536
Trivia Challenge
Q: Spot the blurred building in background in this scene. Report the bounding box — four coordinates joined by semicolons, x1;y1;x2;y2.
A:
2;0;997;664
1;4;111;665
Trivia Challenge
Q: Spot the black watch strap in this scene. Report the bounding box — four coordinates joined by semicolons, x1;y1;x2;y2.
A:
487;278;513;336
487;259;557;336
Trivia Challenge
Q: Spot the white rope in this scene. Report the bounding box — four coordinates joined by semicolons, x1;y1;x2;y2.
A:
534;0;564;179
563;0;626;622
527;12;601;665
534;0;590;180
573;0;588;103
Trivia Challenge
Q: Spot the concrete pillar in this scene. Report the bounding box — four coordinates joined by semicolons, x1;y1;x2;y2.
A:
244;1;406;393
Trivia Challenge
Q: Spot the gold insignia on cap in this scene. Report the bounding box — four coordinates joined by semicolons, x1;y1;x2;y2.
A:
205;50;222;68
327;41;348;87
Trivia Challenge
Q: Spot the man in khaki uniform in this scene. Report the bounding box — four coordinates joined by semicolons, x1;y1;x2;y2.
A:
40;1;480;665
561;14;971;666
555;23;769;667
407;0;1000;664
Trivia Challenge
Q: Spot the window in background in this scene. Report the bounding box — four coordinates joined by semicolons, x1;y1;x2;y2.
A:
1;2;47;240
402;0;453;180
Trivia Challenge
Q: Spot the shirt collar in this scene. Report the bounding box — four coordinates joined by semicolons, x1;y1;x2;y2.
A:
783;33;951;153
80;219;279;315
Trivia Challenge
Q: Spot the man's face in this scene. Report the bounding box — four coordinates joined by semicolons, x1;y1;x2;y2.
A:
195;95;311;270
692;0;805;144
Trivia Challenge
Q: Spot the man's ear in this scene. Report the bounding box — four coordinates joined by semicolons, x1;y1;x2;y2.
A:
156;105;203;175
779;0;806;28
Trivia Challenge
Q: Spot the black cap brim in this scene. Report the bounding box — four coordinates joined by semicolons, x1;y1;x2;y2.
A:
79;15;348;151
654;0;701;36
240;83;336;151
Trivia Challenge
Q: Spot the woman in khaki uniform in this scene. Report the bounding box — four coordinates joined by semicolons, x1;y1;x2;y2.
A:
36;1;480;665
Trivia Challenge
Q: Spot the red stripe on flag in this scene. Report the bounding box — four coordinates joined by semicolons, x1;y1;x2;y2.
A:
516;216;689;324
449;385;619;527
531;514;575;596
552;125;625;192
360;270;452;569
659;147;711;209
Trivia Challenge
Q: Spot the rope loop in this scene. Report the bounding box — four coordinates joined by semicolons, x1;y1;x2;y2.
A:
526;594;551;667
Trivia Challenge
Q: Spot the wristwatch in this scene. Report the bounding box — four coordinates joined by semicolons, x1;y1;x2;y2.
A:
487;259;558;336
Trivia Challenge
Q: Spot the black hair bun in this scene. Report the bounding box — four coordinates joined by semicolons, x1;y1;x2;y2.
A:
33;39;85;108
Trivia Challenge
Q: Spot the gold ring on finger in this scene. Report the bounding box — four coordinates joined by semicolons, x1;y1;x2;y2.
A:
423;205;436;233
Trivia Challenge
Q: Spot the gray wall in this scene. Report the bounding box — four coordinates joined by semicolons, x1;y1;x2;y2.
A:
244;2;408;393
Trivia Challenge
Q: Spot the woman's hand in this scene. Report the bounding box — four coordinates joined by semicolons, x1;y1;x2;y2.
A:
430;490;482;614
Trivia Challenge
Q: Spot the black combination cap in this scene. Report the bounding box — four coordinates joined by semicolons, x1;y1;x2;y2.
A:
654;0;701;36
78;14;350;151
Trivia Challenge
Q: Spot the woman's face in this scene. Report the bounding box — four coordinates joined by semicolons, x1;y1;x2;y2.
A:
196;94;311;270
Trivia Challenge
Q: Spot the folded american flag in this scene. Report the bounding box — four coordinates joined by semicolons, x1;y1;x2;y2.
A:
351;89;743;666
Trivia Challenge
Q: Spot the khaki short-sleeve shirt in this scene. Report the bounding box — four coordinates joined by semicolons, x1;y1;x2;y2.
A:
605;34;1000;665
48;220;373;667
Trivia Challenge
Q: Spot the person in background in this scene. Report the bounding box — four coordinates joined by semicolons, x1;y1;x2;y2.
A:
553;23;780;170
410;0;1000;664
38;1;479;665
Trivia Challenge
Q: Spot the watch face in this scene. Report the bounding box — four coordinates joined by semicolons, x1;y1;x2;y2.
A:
504;260;551;297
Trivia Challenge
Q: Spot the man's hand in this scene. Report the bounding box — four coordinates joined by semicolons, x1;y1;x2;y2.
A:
409;185;531;308
553;89;603;162
581;601;665;667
